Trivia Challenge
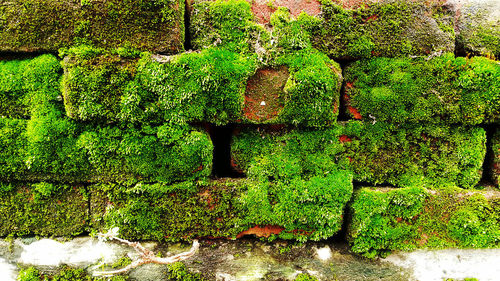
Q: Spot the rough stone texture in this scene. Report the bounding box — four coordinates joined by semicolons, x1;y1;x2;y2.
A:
454;0;500;58
0;0;184;53
347;186;500;258
0;183;88;237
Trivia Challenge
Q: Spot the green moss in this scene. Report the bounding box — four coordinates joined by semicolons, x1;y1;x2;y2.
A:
312;1;455;59
492;130;500;187
274;49;341;127
91;180;244;241
232;122;486;189
190;0;454;58
294;273;318;281
457;6;500;58
62;47;255;125
17;266;128;281
344;54;500;125
167;262;206;281
0;55;61;118
62;46;340;126
348;187;500;258
0;0;184;53
190;0;269;54
241;171;353;241
0;182;88;237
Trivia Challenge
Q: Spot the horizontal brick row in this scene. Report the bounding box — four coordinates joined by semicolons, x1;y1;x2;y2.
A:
231;122;486;189
0;0;184;53
348;186;500;258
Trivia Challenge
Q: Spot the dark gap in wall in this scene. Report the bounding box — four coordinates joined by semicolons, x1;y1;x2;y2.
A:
479;124;496;186
208;124;245;178
184;0;193;51
337;61;353;122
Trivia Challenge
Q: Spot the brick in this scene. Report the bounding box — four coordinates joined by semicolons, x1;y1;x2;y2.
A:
0;182;88;237
62;47;341;127
0;0;184;53
343;54;500;125
231;121;486;188
347;186;500;258
190;0;455;59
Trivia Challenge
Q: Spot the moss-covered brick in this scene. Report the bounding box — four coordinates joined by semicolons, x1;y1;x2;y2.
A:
231;122;486;189
491;129;500;187
456;1;500;58
62;46;341;127
0;182;88;237
343;54;500;125
190;0;455;59
240;171;353;241
313;0;455;59
90;177;352;242
347;186;500;258
0;117;213;184
90;180;245;241
0;54;62;118
0;0;184;53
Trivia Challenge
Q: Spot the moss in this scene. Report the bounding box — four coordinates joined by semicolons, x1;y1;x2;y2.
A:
190;0;270;54
294;273;318;281
90;180;244;241
189;0;454;59
347;187;500;258
0;182;88;237
457;5;500;58
232;122;486;189
0;0;184;53
312;1;455;59
17;266;128;281
62;47;255;125
0;54;61;118
62;46;340;126
492;129;500;187
344;54;500;125
240;171;353;241
167;262;206;281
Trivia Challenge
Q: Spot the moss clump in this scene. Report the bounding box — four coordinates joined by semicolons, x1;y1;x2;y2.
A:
167;262;206;281
0;0;184;53
348;187;500;258
189;0;455;59
62;46;341;126
492;130;500;187
312;1;455;59
17;266;128;281
62;46;255;125
190;0;270;54
232;122;486;189
0;182;88;237
294;273;318;281
240;171;353;241
0;54;62;118
344;54;500;125
90;180;244;241
1;116;212;184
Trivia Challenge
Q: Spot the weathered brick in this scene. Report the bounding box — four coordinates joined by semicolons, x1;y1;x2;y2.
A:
0;0;184;53
347;186;500;258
